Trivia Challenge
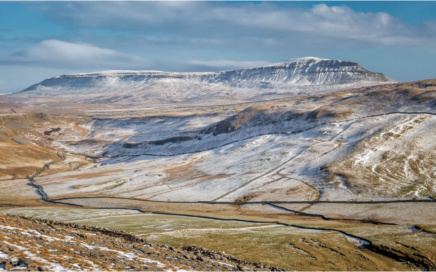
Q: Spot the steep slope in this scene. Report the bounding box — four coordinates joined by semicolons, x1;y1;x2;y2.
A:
201;57;391;87
0;213;280;271
10;57;395;108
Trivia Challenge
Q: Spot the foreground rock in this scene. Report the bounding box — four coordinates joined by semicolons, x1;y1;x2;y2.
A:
0;213;282;271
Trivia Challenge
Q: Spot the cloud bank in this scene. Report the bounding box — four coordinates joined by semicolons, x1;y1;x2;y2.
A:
0;40;145;69
40;2;436;48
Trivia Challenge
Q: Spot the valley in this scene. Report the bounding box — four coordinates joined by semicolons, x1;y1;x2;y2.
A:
0;58;435;270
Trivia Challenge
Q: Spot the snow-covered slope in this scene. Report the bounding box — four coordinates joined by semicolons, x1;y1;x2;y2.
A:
14;57;395;107
32;79;435;202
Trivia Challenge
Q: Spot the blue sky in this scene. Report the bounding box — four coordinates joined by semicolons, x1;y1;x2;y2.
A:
0;1;436;93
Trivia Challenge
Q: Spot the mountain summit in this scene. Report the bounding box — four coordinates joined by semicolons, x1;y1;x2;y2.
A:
199;57;393;87
14;57;395;107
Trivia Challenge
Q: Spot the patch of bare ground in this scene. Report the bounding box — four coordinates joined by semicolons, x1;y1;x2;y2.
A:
234;193;258;205
0;213;281;271
162;163;232;185
0;113;92;179
0;138;59;179
416;224;436;234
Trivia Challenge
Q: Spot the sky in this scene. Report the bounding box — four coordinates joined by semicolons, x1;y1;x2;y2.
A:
0;1;436;93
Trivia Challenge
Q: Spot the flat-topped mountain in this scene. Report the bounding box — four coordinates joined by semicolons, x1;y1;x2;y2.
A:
12;57;395;108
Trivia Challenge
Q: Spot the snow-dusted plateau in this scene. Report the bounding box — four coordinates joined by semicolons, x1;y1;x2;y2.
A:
1;57;435;271
12;57;394;108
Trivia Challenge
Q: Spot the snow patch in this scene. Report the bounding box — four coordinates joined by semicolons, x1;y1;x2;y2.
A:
343;234;370;248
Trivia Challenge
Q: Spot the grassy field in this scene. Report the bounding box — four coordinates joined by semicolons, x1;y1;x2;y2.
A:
0;206;263;232
1;203;435;271
2;202;435;271
141;224;414;271
71;213;264;233
0;206;141;221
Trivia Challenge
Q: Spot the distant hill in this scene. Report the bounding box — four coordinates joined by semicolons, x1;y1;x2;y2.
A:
12;57;395;107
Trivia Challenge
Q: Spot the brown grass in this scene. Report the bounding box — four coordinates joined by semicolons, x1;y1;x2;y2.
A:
0;138;58;179
146;225;414;271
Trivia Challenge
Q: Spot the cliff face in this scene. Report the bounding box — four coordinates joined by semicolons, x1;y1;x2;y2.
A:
199;57;392;86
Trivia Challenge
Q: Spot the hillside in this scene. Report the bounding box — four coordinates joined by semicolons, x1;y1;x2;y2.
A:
0;213;280;271
12;79;431;203
1;80;436;203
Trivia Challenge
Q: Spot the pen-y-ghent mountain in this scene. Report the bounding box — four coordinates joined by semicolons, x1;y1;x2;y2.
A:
1;57;435;271
12;57;394;107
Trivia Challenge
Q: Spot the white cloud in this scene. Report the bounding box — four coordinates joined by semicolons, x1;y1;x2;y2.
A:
214;4;423;46
40;2;436;47
0;39;273;74
0;40;145;68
